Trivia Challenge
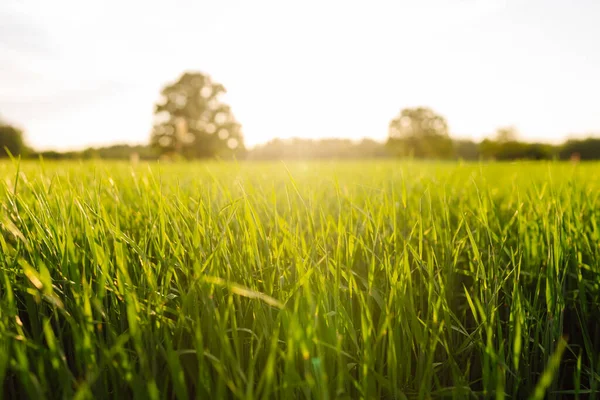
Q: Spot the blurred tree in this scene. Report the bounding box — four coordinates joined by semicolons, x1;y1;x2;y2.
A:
559;137;600;160
453;139;480;160
0;121;26;157
482;126;557;160
495;126;519;143
387;107;454;158
150;72;244;158
480;136;556;161
479;138;499;159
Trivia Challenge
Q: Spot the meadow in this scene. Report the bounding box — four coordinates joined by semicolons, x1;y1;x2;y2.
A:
1;160;599;399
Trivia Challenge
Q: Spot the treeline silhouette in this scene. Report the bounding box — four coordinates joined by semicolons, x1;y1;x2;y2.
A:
249;137;600;161
29;144;158;161
247;138;388;160
1;70;599;161
3;136;599;162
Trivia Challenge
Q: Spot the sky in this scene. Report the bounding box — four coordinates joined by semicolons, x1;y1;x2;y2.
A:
1;0;600;150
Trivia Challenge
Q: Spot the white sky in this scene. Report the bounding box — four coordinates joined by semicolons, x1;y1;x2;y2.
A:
1;0;599;150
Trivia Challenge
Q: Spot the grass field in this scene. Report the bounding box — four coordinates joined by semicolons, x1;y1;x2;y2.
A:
1;160;600;399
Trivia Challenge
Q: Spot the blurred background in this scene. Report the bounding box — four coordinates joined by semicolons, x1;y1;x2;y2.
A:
1;0;599;161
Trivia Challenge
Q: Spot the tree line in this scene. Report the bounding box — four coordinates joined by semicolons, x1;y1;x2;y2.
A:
1;70;599;161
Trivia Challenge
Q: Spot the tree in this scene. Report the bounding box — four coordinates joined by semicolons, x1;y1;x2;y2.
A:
559;137;600;160
495;126;518;143
454;139;480;160
480;129;556;160
387;107;454;158
150;72;244;158
0;121;26;157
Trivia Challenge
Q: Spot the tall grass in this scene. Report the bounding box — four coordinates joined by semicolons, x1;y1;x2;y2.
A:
1;160;599;399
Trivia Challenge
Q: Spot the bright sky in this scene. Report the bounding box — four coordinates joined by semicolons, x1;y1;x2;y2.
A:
1;0;599;150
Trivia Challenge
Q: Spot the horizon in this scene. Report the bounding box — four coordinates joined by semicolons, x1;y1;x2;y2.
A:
2;0;600;151
16;133;593;154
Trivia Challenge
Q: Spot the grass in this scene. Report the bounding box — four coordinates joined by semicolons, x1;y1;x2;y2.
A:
1;159;600;399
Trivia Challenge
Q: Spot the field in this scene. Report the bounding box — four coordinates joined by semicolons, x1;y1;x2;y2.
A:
1;160;600;399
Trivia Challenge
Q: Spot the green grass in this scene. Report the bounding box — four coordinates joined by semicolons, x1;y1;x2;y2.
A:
1;159;600;399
